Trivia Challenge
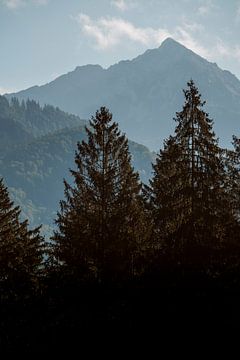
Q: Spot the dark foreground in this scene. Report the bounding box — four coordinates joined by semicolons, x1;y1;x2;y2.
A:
1;263;240;352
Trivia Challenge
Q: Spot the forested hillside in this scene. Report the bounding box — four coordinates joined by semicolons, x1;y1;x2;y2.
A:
5;96;85;137
0;96;32;150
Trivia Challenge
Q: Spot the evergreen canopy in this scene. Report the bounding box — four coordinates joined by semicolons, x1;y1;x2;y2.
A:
0;178;44;298
148;80;236;259
52;107;146;282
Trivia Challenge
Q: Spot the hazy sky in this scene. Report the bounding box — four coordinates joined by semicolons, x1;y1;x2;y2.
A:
1;0;240;94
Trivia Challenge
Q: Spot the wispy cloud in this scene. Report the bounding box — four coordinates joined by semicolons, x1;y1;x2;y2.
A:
174;26;211;58
0;86;15;94
198;5;210;15
213;40;240;62
1;0;48;9
75;13;172;49
236;2;240;22
111;0;136;11
75;13;209;57
111;0;128;11
2;0;25;9
197;0;214;16
74;12;240;67
33;0;48;5
175;27;240;64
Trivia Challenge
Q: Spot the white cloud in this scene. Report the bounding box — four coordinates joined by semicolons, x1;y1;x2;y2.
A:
174;26;211;59
175;30;240;64
198;5;210;15
75;13;172;49
197;0;215;16
2;0;25;9
33;0;48;5
75;13;210;57
174;19;240;64
236;2;240;22
74;12;240;67
0;86;15;94
213;41;240;62
111;0;136;11
1;0;48;9
181;21;204;33
111;0;128;11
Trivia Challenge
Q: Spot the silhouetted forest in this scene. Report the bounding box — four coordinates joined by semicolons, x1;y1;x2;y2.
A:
1;81;240;350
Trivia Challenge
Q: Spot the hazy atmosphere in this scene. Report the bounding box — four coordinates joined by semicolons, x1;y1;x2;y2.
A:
1;0;240;93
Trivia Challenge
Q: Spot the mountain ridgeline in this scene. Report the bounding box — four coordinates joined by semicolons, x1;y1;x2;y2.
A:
7;38;240;150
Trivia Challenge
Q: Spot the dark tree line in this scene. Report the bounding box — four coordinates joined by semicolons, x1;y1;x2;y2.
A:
1;80;240;349
51;81;240;281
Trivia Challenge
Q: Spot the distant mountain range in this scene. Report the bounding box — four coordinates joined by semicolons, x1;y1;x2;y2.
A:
0;96;155;236
7;37;240;150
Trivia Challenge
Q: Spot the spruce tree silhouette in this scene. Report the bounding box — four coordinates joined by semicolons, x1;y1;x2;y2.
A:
52;107;146;284
147;80;235;267
0;178;44;300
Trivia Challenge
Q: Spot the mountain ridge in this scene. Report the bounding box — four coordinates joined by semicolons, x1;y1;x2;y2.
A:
6;38;240;150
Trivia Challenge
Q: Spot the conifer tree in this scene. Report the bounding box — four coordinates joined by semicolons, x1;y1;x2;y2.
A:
225;136;240;228
0;178;44;299
52;107;146;282
148;80;234;261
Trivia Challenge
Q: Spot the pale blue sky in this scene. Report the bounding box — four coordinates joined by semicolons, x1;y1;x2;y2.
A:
1;0;240;94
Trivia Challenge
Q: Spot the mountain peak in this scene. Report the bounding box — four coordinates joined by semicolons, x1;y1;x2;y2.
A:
6;35;240;151
74;64;103;72
160;37;186;49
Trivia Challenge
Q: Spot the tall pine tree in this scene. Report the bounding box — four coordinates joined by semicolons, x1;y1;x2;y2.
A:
224;136;240;239
52;107;146;283
148;80;235;264
0;178;44;299
226;136;240;216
